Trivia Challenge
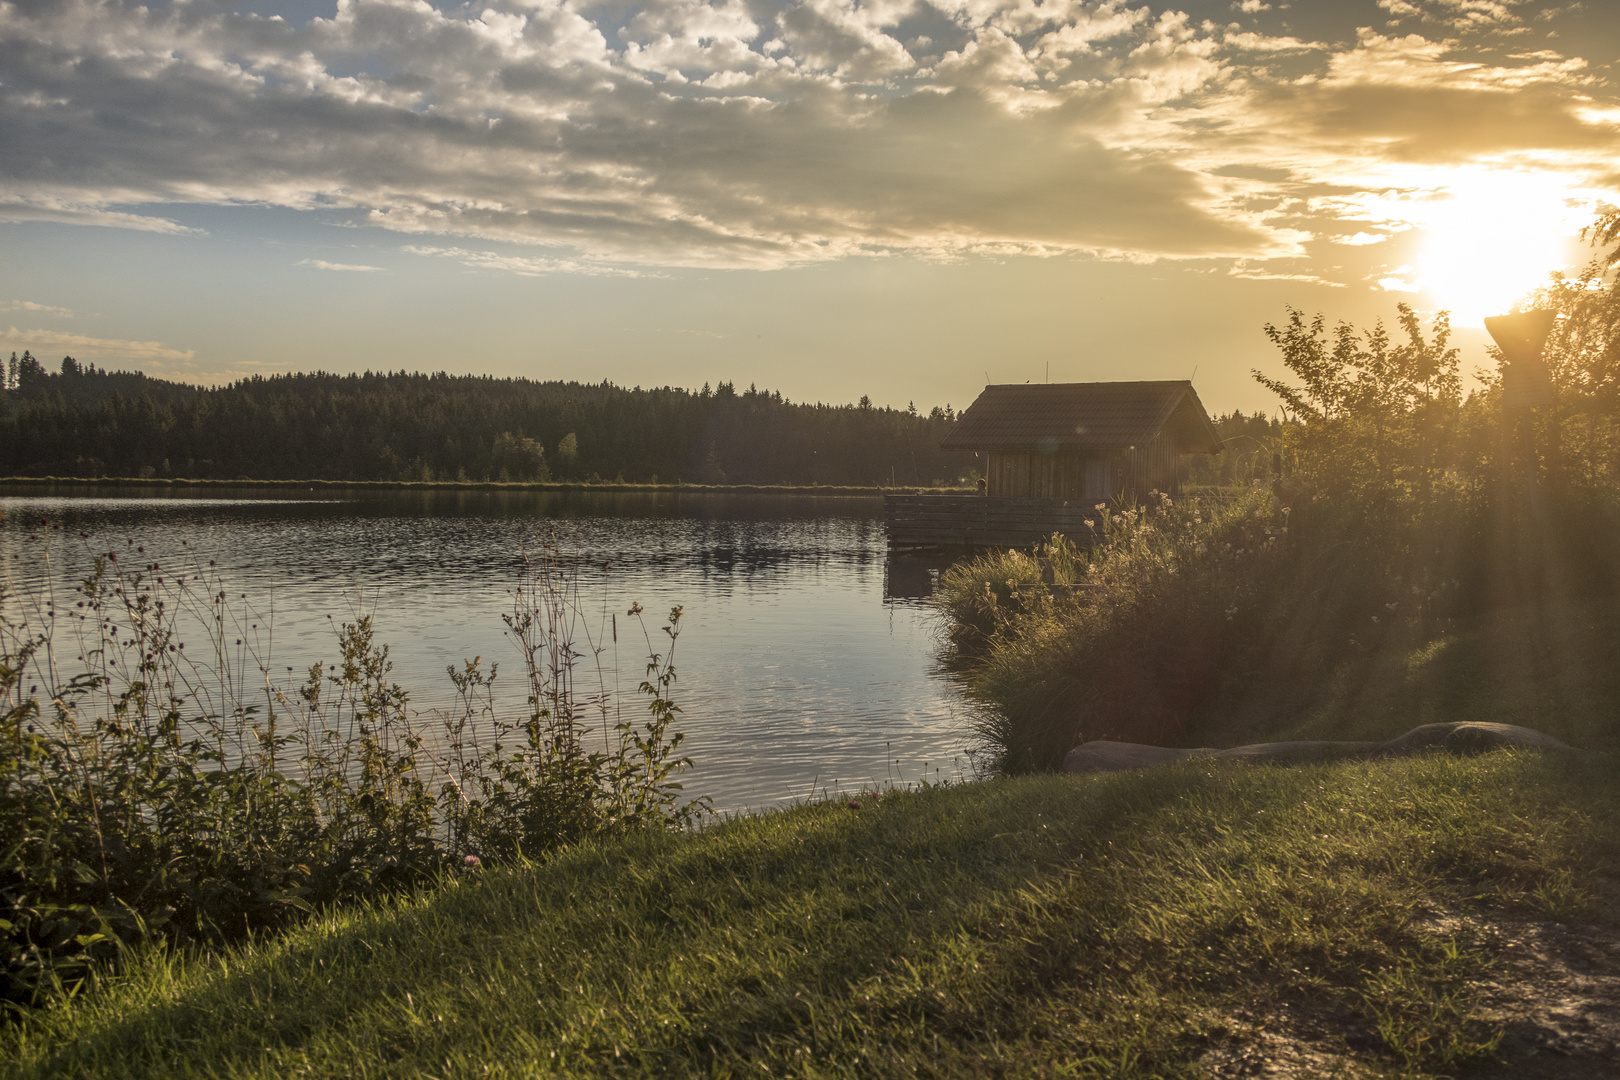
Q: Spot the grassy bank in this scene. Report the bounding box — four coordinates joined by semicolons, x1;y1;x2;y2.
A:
0;476;969;495
5;749;1616;1078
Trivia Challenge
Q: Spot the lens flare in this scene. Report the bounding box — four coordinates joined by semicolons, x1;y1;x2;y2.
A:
1412;171;1587;327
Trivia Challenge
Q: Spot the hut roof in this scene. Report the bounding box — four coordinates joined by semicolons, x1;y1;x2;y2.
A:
939;381;1221;453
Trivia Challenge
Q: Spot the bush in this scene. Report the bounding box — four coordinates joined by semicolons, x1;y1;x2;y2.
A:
940;487;1285;771
0;529;706;1016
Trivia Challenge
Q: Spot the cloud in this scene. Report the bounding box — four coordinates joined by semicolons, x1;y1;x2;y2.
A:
298;258;383;271
1238;30;1614;170
1;326;195;362
1377;267;1422;292
1219;32;1324;54
403;245;653;276
0;0;1613;279
0;196;201;234
1226;263;1346;286
1;300;75;317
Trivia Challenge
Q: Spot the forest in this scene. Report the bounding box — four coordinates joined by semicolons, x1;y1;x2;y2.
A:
0;357;972;486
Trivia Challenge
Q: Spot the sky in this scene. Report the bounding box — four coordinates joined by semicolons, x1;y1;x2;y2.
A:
2;0;1618;414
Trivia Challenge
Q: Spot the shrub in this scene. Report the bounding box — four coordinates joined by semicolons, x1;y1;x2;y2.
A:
0;528;706;1016
940;487;1285;772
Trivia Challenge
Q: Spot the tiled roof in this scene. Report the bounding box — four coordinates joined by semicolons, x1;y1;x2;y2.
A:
939;381;1220;452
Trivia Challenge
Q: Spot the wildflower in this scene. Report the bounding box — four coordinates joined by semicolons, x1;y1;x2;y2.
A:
847;800;861;810
627;601;644;616
464;855;481;868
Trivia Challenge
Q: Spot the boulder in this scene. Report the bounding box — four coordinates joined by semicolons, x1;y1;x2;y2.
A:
1061;722;1571;775
1373;721;1571;756
1213;740;1380;764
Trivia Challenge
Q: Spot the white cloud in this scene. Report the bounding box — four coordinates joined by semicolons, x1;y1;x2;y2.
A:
1;326;195;362
1335;232;1390;246
298;258;384;271
1377;266;1422;292
1220;32;1323;53
1227;265;1346;286
0;197;201;235
0;300;75;317
402;245;653;276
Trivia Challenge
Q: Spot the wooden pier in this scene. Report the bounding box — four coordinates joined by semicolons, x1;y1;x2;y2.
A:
883;494;1101;549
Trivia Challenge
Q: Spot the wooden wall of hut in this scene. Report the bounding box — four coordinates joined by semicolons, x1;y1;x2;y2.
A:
986;435;1180;501
1119;434;1180;498
986;450;1107;499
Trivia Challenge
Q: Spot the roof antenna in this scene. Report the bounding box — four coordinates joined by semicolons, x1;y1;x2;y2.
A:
984;370;991;385
1190;364;1198;384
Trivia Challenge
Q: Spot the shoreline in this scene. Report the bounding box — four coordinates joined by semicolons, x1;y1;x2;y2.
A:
0;476;972;496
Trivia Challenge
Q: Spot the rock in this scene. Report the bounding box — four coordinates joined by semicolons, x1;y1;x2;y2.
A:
1213;740;1380;764
1061;722;1571;775
1374;721;1571;756
1061;741;1215;774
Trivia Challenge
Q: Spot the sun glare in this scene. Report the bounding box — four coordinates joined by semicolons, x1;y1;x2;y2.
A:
1413;172;1587;327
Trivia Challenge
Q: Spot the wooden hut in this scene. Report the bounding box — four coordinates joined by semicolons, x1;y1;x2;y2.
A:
885;380;1220;548
942;381;1220;500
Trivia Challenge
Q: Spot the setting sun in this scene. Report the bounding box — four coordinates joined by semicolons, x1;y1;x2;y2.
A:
1413;171;1589;327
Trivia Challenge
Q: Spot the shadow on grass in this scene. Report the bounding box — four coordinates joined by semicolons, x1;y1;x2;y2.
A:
12;752;1617;1079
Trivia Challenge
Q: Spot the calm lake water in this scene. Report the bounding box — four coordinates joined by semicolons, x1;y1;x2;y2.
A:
0;488;972;812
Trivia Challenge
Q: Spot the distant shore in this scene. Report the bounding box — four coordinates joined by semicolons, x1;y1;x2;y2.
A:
0;476;972;496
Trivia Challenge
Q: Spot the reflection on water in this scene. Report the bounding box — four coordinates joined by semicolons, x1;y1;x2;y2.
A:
0;487;972;812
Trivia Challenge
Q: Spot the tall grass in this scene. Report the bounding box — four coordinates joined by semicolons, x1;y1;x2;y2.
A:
938;487;1287;770
0;526;707;1016
940;476;1620;773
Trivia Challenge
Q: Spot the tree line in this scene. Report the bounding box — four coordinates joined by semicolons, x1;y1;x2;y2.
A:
0;360;971;486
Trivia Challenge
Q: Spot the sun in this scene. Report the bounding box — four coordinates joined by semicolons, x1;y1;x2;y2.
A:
1412;171;1587;327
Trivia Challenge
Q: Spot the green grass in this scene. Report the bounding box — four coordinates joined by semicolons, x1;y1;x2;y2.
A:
0;476;970;494
6;749;1615;1078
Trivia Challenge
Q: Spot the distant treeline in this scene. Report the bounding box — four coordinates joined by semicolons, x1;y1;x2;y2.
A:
0;353;971;485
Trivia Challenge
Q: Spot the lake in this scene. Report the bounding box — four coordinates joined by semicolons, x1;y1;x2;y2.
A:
0;488;972;812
